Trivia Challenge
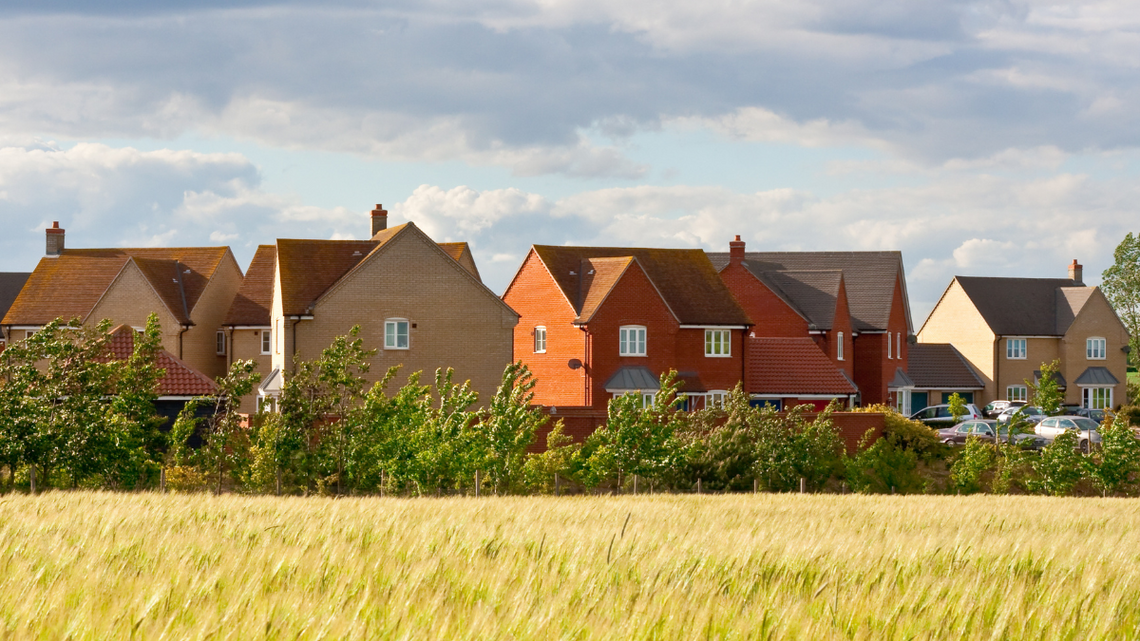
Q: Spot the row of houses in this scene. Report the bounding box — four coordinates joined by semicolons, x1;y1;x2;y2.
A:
0;209;1130;426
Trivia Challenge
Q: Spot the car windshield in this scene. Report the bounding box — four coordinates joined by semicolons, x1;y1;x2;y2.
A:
1019;407;1042;416
1071;418;1100;431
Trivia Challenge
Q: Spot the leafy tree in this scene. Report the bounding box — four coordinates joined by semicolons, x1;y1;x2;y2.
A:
949;437;995;494
845;429;924;494
1030;360;1064;416
197;360;262;494
583;371;683;490
1101;232;1140;361
472;361;546;493
1088;415;1140;496
753;401;844;492
947;392;968;425
1028;431;1087;496
521;421;578;493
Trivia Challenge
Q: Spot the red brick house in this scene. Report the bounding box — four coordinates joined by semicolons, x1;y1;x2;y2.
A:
747;337;858;410
709;238;913;407
503;246;752;412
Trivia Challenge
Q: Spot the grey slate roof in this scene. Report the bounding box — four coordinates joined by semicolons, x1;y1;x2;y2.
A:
0;273;30;322
954;276;1087;336
908;343;985;389
888;367;915;390
1074;367;1120;386
750;269;843;330
1033;369;1067;390
603;366;660;391
708;251;909;332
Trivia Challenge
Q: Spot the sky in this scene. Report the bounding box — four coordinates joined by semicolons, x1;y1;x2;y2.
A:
2;1;1140;326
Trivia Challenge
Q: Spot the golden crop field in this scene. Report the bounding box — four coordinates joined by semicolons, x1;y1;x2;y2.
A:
2;492;1140;640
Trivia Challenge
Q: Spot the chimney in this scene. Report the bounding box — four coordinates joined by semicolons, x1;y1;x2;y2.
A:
729;235;746;266
1068;259;1083;285
45;221;65;257
370;204;388;237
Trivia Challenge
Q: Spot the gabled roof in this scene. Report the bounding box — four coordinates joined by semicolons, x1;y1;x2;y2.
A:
907;343;985;390
437;242;482;281
224;245;276;326
3;247;232;326
710;251;909;332
746;337;857;395
953;276;1087;336
105;325;218;397
750;269;843;330
0;273;31;325
888;367;915;390
531;245;751;326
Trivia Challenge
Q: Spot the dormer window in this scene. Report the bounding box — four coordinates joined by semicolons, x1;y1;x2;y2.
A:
619;326;646;357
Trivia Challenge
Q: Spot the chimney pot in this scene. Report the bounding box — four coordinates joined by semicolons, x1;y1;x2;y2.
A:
1069;259;1084;285
45;221;65;257
729;235;746;266
370;203;388;237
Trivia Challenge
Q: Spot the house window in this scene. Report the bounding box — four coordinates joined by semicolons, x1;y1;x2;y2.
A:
215;330;226;355
619;325;646;356
1006;338;1027;360
25;329;36;339
1083;387;1112;409
708;390;727;408
896;391;911;416
887;333;892;359
1007;385;1028;402
261;330;272;355
1087;337;1106;360
837;332;844;361
534;326;547;353
385;319;410;350
705;329;730;357
897;333;902;358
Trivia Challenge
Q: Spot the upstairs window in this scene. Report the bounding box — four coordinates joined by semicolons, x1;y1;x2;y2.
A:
215;330;226;355
619;325;646;357
897;333;902;358
385;319;410;350
1087;337;1106;360
837;332;844;361
1006;338;1027;360
261;329;272;355
705;329;730;357
887;333;892;359
534;326;547;353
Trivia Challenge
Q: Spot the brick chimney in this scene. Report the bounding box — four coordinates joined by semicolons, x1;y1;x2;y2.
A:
45;221;65;257
1068;259;1083;285
729;235;746;266
370;204;388;237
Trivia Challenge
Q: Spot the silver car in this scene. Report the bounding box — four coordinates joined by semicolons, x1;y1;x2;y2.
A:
1035;416;1102;452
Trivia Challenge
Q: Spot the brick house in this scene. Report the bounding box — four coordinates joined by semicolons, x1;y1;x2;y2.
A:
1;222;242;380
708;238;913;408
221;244;276;412
0;272;31;353
918;261;1130;410
247;206;518;409
502;245;752;412
904;343;986;411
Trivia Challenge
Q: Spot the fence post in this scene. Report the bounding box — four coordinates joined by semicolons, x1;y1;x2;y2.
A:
753;478;757;494
380;470;385;498
275;468;282;496
554;473;560;496
800;478;805;494
697;478;702;494
475;470;481;498
160;468;166;494
29;466;35;495
633;475;639;495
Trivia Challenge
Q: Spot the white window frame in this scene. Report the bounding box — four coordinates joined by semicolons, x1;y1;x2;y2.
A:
887;333;892;359
385;318;410;350
215;330;226;356
1007;385;1028;402
1006;338;1027;360
261;329;272;355
708;390;727;408
1082;386;1112;409
1086;337;1107;360
704;329;731;357
897;333;902;358
837;332;844;361
533;326;547;354
619;325;647;357
896;390;911;416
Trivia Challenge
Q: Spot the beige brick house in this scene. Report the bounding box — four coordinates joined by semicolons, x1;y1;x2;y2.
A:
1;222;242;380
247;206;518;409
918;261;1130;410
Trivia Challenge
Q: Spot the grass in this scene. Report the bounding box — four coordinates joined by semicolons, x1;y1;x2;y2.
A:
3;493;1140;639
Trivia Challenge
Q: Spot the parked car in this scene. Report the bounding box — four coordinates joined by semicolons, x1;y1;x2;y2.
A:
938;419;1048;450
996;405;1046;425
1035;416;1103;452
909;403;984;426
983;400;1024;418
1074;408;1107;423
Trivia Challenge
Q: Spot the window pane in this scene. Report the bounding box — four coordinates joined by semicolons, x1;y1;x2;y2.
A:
397;322;408;348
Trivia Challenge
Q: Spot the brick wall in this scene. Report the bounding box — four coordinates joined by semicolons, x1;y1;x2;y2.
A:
88;262;183;361
229;327;273;413
182;253;243;380
1061;289;1130;407
720;261;807;337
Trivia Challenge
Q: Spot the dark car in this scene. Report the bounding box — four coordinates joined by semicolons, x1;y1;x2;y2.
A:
910;403;984;426
996;405;1046;425
939;419;1048;450
1074;408;1107;423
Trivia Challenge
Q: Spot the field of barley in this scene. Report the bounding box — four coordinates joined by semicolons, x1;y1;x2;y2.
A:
2;493;1140;640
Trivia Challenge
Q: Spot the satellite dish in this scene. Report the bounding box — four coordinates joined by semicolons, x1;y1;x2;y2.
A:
568;359;583;370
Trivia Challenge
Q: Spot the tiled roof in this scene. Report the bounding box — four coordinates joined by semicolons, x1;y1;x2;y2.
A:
532;246;751;325
0;273;30;323
888;367;915;390
3;247;231;326
907;343;985;389
577;257;635;322
750;269;843;330
746;337;857;395
437;242;482;280
224;245;276;326
710;251;907;332
954;276;1087;336
1074;367;1119;386
603;366;660;391
105;325;218;397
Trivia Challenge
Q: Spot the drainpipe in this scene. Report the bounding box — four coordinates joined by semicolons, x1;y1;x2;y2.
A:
993;336;1000;404
581;325;590;407
291;318;302;373
226;326;235;367
741;327;750;395
177;324;190;359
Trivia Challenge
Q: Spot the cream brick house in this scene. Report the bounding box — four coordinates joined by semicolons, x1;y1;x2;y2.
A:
1;222;242;380
918;261;1130;410
249;206;518;409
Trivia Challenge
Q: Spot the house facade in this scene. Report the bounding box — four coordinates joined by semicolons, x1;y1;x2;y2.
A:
904;343;986;411
918;261;1130;410
708;238;913;408
1;222;242;380
503;245;752;412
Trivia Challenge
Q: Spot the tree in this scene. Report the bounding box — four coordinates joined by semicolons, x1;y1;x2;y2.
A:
1030;360;1064;417
473;362;546;493
1088;415;1140;496
947;392;967;425
1028;430;1087;496
583;371;683;490
198;360;262;494
949;437;994;494
1101;232;1140;362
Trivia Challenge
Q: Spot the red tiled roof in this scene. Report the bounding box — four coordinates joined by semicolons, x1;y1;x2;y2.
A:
746;337;857;395
3;247;231;326
532;245;751;325
224;245;276;326
105;326;218;397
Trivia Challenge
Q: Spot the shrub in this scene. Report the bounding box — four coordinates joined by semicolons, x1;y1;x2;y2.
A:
949;437;995;494
1028;431;1087;496
845;429;924;494
1088;415;1140;496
